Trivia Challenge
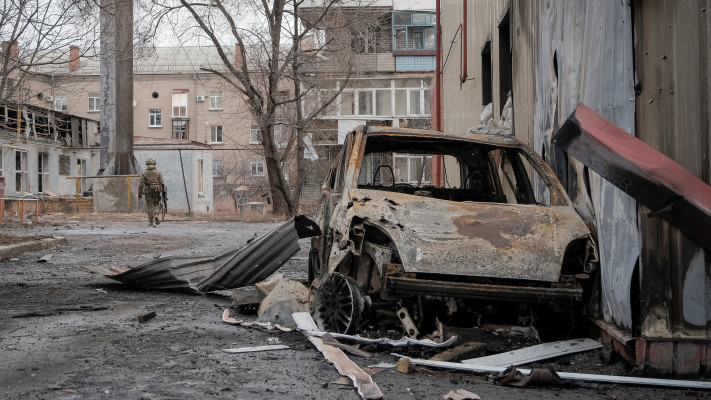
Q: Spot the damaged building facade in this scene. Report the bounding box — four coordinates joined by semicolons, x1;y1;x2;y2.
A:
437;0;710;376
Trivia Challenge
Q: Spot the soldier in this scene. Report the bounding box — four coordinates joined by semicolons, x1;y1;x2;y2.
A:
138;158;166;227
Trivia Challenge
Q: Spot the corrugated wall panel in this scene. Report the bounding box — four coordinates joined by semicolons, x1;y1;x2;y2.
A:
634;0;711;339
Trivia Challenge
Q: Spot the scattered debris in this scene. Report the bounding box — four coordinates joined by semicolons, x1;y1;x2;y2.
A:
222;309;294;332
221;345;290;354
489;366;571;388
137;311;157;323
430;342;485;362
462;338;601;367
396;357;416;374
322;333;372;358
256;278;310;328
104;216;321;293
231;285;265;314
367;362;396;369
301;329;458;348
95;288;107;294
396;307;419;338
293;312;383;399
442;389;481;400
391;355;711;390
37;254;53;263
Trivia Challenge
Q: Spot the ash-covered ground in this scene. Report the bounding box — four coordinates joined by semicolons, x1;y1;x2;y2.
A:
0;215;706;399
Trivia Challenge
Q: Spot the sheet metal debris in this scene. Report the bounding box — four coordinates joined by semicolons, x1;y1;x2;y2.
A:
301;329;458;348
104;216;320;292
293;312;383;399
489;366;571;388
462;338;601;367
222;309;294;332
443;389;481;400
391;355;711;390
554;103;711;250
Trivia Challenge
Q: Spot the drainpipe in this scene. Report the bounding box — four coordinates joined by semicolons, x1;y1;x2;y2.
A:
433;0;444;186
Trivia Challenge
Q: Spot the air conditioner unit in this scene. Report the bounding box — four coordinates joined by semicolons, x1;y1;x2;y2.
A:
196;96;205;102
45;96;53;102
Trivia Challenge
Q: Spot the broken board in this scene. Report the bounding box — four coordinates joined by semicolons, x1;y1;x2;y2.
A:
292;312;382;399
462;338;602;367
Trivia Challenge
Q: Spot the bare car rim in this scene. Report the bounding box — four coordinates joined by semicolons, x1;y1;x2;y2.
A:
313;272;364;334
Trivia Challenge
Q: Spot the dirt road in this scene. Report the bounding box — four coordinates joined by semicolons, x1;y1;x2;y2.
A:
0;216;705;399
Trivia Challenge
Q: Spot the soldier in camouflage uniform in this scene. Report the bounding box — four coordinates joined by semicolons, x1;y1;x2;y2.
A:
138;158;166;227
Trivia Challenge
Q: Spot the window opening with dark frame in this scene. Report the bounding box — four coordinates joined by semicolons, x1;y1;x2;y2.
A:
481;40;492;106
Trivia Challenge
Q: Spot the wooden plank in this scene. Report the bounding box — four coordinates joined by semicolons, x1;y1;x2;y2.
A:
462;338;601;367
222;345;290;354
292;312;382;399
395;355;711;390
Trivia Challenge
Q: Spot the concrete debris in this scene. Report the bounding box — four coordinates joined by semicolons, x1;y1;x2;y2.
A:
222;345;290;354
256;278;310;328
396;357;416;374
137;310;156;323
443;389;481;400
37;254;53;263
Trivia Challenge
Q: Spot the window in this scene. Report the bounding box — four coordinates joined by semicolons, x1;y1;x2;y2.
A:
38;153;50;192
209;92;223;110
172;90;188;117
251;161;264;176
392;11;436;51
250;125;262;144
498;11;512;113
54;95;68;112
172;120;187;139
357;91;373;115
394;79;430;116
15;150;28;192
394;154;431;184
212;159;223;177
481;40;492;105
210;125;223;143
149;109;162;127
273;122;289;148
76;158;87;193
198;159;204;193
59;155;71;175
88;94;100;112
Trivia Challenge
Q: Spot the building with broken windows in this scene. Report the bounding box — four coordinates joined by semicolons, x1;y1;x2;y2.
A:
436;0;710;377
298;0;437;206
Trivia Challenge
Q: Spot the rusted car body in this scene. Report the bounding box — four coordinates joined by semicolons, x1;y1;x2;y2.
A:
310;125;598;335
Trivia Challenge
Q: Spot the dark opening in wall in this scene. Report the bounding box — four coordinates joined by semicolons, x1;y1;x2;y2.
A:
498;11;512;113
481;39;492;105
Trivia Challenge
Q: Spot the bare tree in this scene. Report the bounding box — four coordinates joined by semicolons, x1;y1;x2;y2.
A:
0;0;100;105
146;0;372;215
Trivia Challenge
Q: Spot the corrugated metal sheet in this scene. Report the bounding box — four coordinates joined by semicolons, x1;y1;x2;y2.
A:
532;2;639;331
633;0;711;340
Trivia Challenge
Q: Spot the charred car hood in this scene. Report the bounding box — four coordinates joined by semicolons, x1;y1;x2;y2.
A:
346;189;590;282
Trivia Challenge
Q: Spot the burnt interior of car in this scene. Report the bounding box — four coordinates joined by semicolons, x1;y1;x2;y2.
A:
356;135;548;205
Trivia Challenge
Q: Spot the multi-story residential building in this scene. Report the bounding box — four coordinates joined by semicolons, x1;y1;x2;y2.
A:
298;0;437;205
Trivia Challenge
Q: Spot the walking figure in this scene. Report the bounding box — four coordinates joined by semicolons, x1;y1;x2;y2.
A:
139;158;166;227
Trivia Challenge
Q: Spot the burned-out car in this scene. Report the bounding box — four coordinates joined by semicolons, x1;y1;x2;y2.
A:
309;125;598;337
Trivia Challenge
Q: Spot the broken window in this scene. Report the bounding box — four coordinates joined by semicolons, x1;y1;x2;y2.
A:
54;94;68;112
59;155;71;175
76;158;87;193
15;150;28;192
172;120;187;140
38;153;50;193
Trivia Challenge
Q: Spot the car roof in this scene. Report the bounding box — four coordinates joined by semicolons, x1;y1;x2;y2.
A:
362;125;526;148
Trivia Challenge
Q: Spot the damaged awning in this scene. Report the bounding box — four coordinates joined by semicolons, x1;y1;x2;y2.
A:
104;216;321;292
554;104;711;250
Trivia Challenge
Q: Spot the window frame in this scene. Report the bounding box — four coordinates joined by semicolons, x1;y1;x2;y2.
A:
198;159;204;194
250;125;262;144
88;94;100;112
210;125;223;144
38;152;50;192
149;109;162;127
15;150;28;192
54;94;68;112
250;161;264;177
212;159;223;177
172;120;188;140
172;90;188;117
392;11;436;51
209;91;223;110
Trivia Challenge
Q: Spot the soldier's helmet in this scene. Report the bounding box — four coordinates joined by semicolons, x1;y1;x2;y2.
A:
146;158;156;165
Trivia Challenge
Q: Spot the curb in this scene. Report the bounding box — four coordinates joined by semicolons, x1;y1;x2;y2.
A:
0;237;68;261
